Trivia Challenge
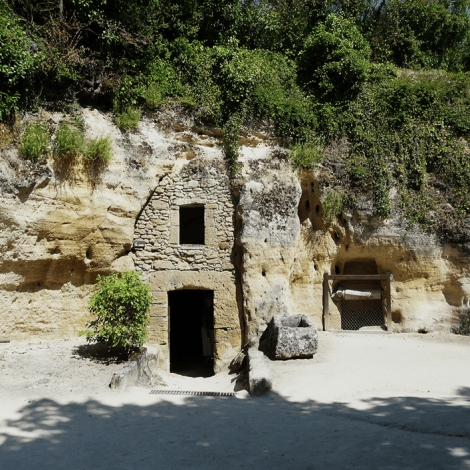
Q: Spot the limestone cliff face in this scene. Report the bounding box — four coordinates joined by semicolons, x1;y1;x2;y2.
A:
0;108;469;346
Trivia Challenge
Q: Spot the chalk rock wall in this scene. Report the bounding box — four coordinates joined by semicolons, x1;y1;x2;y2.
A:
0;108;224;340
1;107;469;347
235;154;302;339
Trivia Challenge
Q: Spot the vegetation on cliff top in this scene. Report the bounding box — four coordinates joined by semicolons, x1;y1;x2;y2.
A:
2;0;470;240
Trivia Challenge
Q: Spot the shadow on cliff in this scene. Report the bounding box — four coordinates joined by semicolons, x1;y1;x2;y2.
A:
1;392;469;470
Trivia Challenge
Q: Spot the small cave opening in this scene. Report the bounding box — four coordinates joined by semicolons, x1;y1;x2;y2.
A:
85;248;92;260
332;258;384;331
169;290;214;377
180;205;205;245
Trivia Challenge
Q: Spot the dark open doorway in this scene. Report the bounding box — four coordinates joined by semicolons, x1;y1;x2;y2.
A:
168;290;214;377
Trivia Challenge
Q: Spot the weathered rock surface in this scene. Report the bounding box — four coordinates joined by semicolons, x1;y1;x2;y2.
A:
1;107;469;363
109;347;162;390
247;346;273;396
267;314;318;360
229;350;246;374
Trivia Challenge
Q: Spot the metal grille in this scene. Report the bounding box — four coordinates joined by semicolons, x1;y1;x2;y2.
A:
150;390;235;397
331;280;384;330
323;273;392;332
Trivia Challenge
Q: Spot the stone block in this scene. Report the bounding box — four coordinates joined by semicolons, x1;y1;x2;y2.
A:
109;347;161;390
267;314;318;360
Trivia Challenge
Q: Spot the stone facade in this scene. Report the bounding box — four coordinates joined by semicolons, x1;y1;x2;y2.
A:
133;160;242;370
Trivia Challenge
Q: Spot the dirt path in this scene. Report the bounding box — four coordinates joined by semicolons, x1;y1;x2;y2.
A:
1;332;470;469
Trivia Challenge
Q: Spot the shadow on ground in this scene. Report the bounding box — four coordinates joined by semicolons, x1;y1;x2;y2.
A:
1;392;469;470
72;343;130;365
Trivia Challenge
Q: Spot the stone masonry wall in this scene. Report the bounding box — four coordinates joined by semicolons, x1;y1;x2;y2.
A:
133;160;234;273
132;159;241;370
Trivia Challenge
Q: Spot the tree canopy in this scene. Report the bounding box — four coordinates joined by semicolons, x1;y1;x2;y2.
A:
2;0;470;239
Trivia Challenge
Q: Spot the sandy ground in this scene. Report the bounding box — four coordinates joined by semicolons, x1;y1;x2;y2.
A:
1;331;470;469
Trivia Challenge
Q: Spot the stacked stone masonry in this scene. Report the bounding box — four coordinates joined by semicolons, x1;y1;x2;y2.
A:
133;161;234;273
133;160;241;371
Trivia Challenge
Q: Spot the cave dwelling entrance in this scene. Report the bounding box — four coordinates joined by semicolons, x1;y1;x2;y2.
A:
323;259;392;331
168;289;215;377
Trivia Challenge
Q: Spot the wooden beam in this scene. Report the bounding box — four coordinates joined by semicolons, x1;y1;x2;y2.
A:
323;273;329;331
386;272;392;333
325;274;389;281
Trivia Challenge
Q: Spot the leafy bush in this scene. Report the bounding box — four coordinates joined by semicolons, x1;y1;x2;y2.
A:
290;141;323;169
85;136;112;162
0;4;36;120
345;71;470;218
452;309;470;336
19;122;50;160
222;113;242;172
80;271;151;354
143;83;164;109
322;190;346;223
299;14;371;99
53;122;85;159
115;107;141;131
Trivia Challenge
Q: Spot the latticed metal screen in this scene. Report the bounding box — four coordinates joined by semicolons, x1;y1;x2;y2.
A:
331;280;384;330
323;273;392;332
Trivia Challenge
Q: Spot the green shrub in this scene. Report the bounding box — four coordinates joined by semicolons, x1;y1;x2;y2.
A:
115;107;141;131
322;189;346;223
85;136;112;162
0;4;36;120
143;83;164;109
19;121;50;160
452;309;470;336
290;141;323;169
53;122;85;159
299;14;371;99
222;113;242;168
80;271;151;354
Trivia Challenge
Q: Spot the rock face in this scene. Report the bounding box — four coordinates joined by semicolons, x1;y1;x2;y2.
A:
267;314;318;360
1;107;470;373
109;347;161;390
247;346;273;396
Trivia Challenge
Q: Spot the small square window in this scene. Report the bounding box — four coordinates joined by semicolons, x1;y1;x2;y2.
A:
179;205;205;244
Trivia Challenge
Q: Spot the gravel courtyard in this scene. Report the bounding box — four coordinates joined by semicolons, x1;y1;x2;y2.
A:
1;331;469;469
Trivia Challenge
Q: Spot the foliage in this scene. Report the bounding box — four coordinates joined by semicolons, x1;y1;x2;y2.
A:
451;309;470;336
115;107;141;131
143;83;164;109
53;122;85;159
222;113;242;172
345;71;470;218
4;0;470;241
19;121;50;160
80;271;151;354
0;3;36;119
366;0;470;70
322;190;346;223
85;136;112;162
290;140;323;169
299;14;371;99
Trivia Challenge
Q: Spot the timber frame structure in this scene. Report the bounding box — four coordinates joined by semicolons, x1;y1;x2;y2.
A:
323;273;392;332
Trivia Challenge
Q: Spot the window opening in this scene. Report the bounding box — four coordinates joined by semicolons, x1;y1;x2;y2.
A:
179;205;205;244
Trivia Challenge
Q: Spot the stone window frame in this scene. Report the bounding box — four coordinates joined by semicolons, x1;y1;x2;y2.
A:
169;199;218;247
